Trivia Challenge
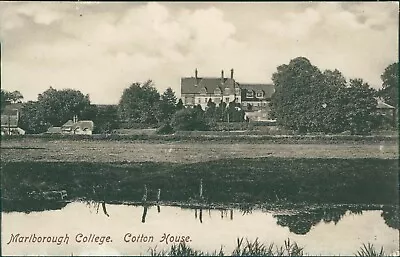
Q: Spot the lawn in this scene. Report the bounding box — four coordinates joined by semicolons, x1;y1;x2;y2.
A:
1;138;398;211
0;138;398;163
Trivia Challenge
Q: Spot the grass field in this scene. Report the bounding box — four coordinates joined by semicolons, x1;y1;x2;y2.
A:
1;138;398;212
0;138;398;163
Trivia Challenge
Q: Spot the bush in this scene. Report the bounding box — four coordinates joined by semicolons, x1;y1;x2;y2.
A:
171;107;209;131
157;123;174;134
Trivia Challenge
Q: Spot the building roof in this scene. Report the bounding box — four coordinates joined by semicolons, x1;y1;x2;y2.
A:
74;120;94;131
46;127;62;134
181;77;237;94
63;120;75;127
239;83;275;98
3;103;23;113
62;120;94;131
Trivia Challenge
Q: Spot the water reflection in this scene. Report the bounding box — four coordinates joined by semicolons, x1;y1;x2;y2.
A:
2;202;399;256
141;206;148;223
274;207;358;235
381;206;400;230
2;199;68;214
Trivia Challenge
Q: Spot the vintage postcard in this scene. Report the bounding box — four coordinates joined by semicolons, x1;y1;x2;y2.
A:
1;1;399;256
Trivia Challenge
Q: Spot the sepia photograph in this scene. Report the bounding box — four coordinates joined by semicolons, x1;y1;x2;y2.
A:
0;1;399;256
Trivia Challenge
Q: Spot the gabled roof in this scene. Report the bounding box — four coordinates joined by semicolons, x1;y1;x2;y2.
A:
46;127;62;134
63;120;74;127
74;120;94;131
181;77;236;94
61;120;94;131
239;83;275;98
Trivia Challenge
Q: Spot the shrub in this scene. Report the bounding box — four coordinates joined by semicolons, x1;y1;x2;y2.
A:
157;123;174;134
171;107;209;131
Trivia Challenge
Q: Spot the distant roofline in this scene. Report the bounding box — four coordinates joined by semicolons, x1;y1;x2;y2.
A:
182;76;235;79
239;83;274;86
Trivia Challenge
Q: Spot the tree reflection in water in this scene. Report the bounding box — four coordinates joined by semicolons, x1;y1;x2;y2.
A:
381;206;399;230
274;207;363;235
85;200;110;217
239;204;254;216
141;205;148;223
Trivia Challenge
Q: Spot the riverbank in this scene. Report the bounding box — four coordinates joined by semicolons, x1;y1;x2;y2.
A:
1;158;398;205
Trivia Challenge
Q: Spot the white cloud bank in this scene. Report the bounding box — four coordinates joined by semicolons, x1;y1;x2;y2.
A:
0;2;398;104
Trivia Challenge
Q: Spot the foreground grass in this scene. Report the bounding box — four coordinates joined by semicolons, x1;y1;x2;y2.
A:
149;238;392;256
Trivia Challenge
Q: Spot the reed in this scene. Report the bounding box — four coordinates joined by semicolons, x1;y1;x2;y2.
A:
149;239;392;256
355;243;385;257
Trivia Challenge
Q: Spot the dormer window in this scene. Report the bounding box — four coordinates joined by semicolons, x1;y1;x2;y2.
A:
224;87;231;95
256;91;264;98
246;90;254;98
200;87;207;95
214;87;222;95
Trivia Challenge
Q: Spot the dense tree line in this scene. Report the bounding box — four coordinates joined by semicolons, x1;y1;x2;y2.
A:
270;57;391;134
2;58;397;134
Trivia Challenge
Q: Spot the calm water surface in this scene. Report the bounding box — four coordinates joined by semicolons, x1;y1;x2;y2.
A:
2;202;399;256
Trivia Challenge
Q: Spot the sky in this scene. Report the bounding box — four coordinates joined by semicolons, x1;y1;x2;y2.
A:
0;1;398;104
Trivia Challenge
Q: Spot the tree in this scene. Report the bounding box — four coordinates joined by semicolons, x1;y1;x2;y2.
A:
19;101;50;134
340;79;377;134
176;99;184;110
1;89;8;113
156;87;177;122
37;87;91;127
226;101;245;122
81;104;120;134
171;107;208;131
270;57;325;132
378;62;398;109
205;98;217;119
1;89;23;113
270;57;378;134
118;80;160;125
7;90;24;104
216;102;227;121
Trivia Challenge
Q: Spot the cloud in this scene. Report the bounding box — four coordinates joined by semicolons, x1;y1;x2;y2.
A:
262;7;321;39
0;2;398;104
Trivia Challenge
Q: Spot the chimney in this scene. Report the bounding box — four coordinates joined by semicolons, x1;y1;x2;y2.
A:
195;68;199;86
230;68;234;79
221;70;224;83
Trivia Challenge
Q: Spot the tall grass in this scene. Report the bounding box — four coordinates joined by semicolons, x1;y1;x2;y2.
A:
232;237;304;256
149;237;303;256
149;239;393;256
355;243;385;257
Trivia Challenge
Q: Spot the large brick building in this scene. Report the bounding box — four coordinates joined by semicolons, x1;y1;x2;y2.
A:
180;69;275;111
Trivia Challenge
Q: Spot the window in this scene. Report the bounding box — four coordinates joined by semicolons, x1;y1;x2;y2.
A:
225;97;229;102
235;97;239;102
200;87;207;95
246;91;254;98
198;98;201;104
256;92;263;98
204;98;208;103
214;88;222;95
